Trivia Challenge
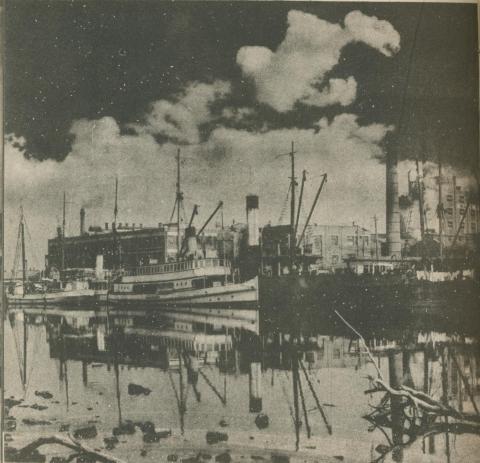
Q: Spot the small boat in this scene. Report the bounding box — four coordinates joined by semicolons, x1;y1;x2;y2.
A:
7;207;99;308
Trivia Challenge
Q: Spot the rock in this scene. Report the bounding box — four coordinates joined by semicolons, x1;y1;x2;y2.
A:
76;455;96;463
215;452;231;463
143;429;171;443
167;455;178;462
136;421;155;434
22;418;52;426
128;383;151;396
5;418;17;431
5;398;22;410
113;421;136;436
4;446;46;462
255;414;269;429
34;390;53;400
181;457;199;463
104;436;119;450
271;454;289;463
30;404;48;411
206;431;228;445
73;425;97;439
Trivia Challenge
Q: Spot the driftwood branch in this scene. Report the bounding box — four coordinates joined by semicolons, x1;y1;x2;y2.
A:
6;434;125;463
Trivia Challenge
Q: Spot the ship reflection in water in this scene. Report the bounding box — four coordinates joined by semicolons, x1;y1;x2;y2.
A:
4;305;480;463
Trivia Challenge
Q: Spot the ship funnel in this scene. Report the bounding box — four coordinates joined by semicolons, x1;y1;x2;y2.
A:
246;195;259;246
185;226;198;256
386;153;401;258
80;208;86;236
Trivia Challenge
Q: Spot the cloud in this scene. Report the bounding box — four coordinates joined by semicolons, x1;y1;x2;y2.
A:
132;80;231;144
236;9;400;112
5;111;395;269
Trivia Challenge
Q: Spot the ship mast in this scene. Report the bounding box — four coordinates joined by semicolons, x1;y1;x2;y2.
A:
20;210;27;296
438;160;444;262
177;148;182;258
113;176;119;270
61;192;66;272
289;142;296;269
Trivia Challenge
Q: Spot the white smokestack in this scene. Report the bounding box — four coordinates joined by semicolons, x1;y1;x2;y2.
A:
95;255;104;280
246;195;259;246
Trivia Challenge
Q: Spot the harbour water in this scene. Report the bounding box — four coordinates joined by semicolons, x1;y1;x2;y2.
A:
4;302;480;463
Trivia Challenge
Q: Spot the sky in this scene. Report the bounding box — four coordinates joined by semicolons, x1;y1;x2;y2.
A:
4;1;479;269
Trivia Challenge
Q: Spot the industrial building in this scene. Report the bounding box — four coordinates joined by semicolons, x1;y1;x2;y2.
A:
46;207;246;276
260;223;386;275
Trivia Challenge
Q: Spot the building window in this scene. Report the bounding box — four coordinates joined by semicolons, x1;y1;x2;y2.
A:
471;223;477;233
331;235;339;246
447;221;453;228
363;236;369;246
456;186;462;191
346;235;354;245
446;208;453;215
459;196;465;203
459;209;465;215
446;194;453;201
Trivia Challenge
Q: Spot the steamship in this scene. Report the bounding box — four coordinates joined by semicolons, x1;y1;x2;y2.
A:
256;144;480;318
101;151;259;311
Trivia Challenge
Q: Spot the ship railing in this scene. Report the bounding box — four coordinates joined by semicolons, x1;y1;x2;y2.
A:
124;258;230;277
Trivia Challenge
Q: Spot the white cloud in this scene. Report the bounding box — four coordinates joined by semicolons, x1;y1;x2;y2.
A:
236;9;400;112
133;80;231;144
5;112;394;270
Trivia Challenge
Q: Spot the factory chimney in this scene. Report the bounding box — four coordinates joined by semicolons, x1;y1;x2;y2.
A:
246;195;259;247
386;153;401;258
80;207;86;236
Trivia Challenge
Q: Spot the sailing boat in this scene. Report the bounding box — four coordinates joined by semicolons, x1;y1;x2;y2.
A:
7;207;98;307
102;149;259;310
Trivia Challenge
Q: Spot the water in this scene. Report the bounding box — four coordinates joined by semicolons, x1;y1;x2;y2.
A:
4;304;480;462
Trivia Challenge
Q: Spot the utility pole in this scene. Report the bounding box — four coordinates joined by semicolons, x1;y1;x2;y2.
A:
289;141;296;270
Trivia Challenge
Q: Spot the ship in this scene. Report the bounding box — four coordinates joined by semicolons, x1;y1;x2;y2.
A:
102;149;259;312
7;207;101;307
253;143;480;323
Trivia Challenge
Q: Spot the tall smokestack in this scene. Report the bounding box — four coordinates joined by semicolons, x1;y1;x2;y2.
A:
246;195;259;246
386;154;401;258
80;208;86;236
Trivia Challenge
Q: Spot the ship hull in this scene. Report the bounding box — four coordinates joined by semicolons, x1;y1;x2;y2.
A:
259;274;480;334
100;277;259;310
7;289;99;307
